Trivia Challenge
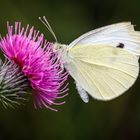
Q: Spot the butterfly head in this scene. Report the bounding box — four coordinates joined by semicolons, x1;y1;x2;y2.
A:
38;16;68;54
53;42;67;52
53;43;69;63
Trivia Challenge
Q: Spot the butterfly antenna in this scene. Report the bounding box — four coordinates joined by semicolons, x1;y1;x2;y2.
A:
39;16;58;42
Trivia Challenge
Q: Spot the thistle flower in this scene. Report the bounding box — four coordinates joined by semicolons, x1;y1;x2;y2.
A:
0;59;29;108
0;22;68;111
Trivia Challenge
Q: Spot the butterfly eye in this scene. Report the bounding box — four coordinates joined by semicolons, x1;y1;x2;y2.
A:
116;43;124;48
59;45;64;50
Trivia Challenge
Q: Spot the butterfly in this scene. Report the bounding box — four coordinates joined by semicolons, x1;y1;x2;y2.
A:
39;17;140;103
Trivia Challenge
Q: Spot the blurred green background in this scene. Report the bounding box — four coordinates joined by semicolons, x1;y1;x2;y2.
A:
0;0;140;140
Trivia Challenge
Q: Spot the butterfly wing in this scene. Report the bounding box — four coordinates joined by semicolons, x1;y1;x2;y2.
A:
68;22;140;55
65;45;139;100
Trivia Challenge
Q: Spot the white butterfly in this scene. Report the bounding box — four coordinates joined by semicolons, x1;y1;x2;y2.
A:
40;17;140;103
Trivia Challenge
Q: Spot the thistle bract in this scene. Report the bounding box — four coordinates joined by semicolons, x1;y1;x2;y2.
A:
0;22;68;111
0;59;29;108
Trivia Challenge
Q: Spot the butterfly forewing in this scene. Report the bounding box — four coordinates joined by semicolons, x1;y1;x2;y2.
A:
68;22;140;55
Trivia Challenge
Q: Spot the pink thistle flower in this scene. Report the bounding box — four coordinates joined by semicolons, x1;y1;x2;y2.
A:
0;22;68;111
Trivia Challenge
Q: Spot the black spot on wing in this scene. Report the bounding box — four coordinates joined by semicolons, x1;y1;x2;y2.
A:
116;43;124;48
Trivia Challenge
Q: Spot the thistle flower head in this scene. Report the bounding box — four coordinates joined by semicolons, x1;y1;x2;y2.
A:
0;59;29;108
0;22;68;111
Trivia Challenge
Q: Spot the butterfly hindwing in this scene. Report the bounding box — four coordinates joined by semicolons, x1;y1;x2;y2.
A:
66;45;139;100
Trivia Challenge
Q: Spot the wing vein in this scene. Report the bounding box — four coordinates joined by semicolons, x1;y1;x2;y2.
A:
75;60;105;99
79;60;137;78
